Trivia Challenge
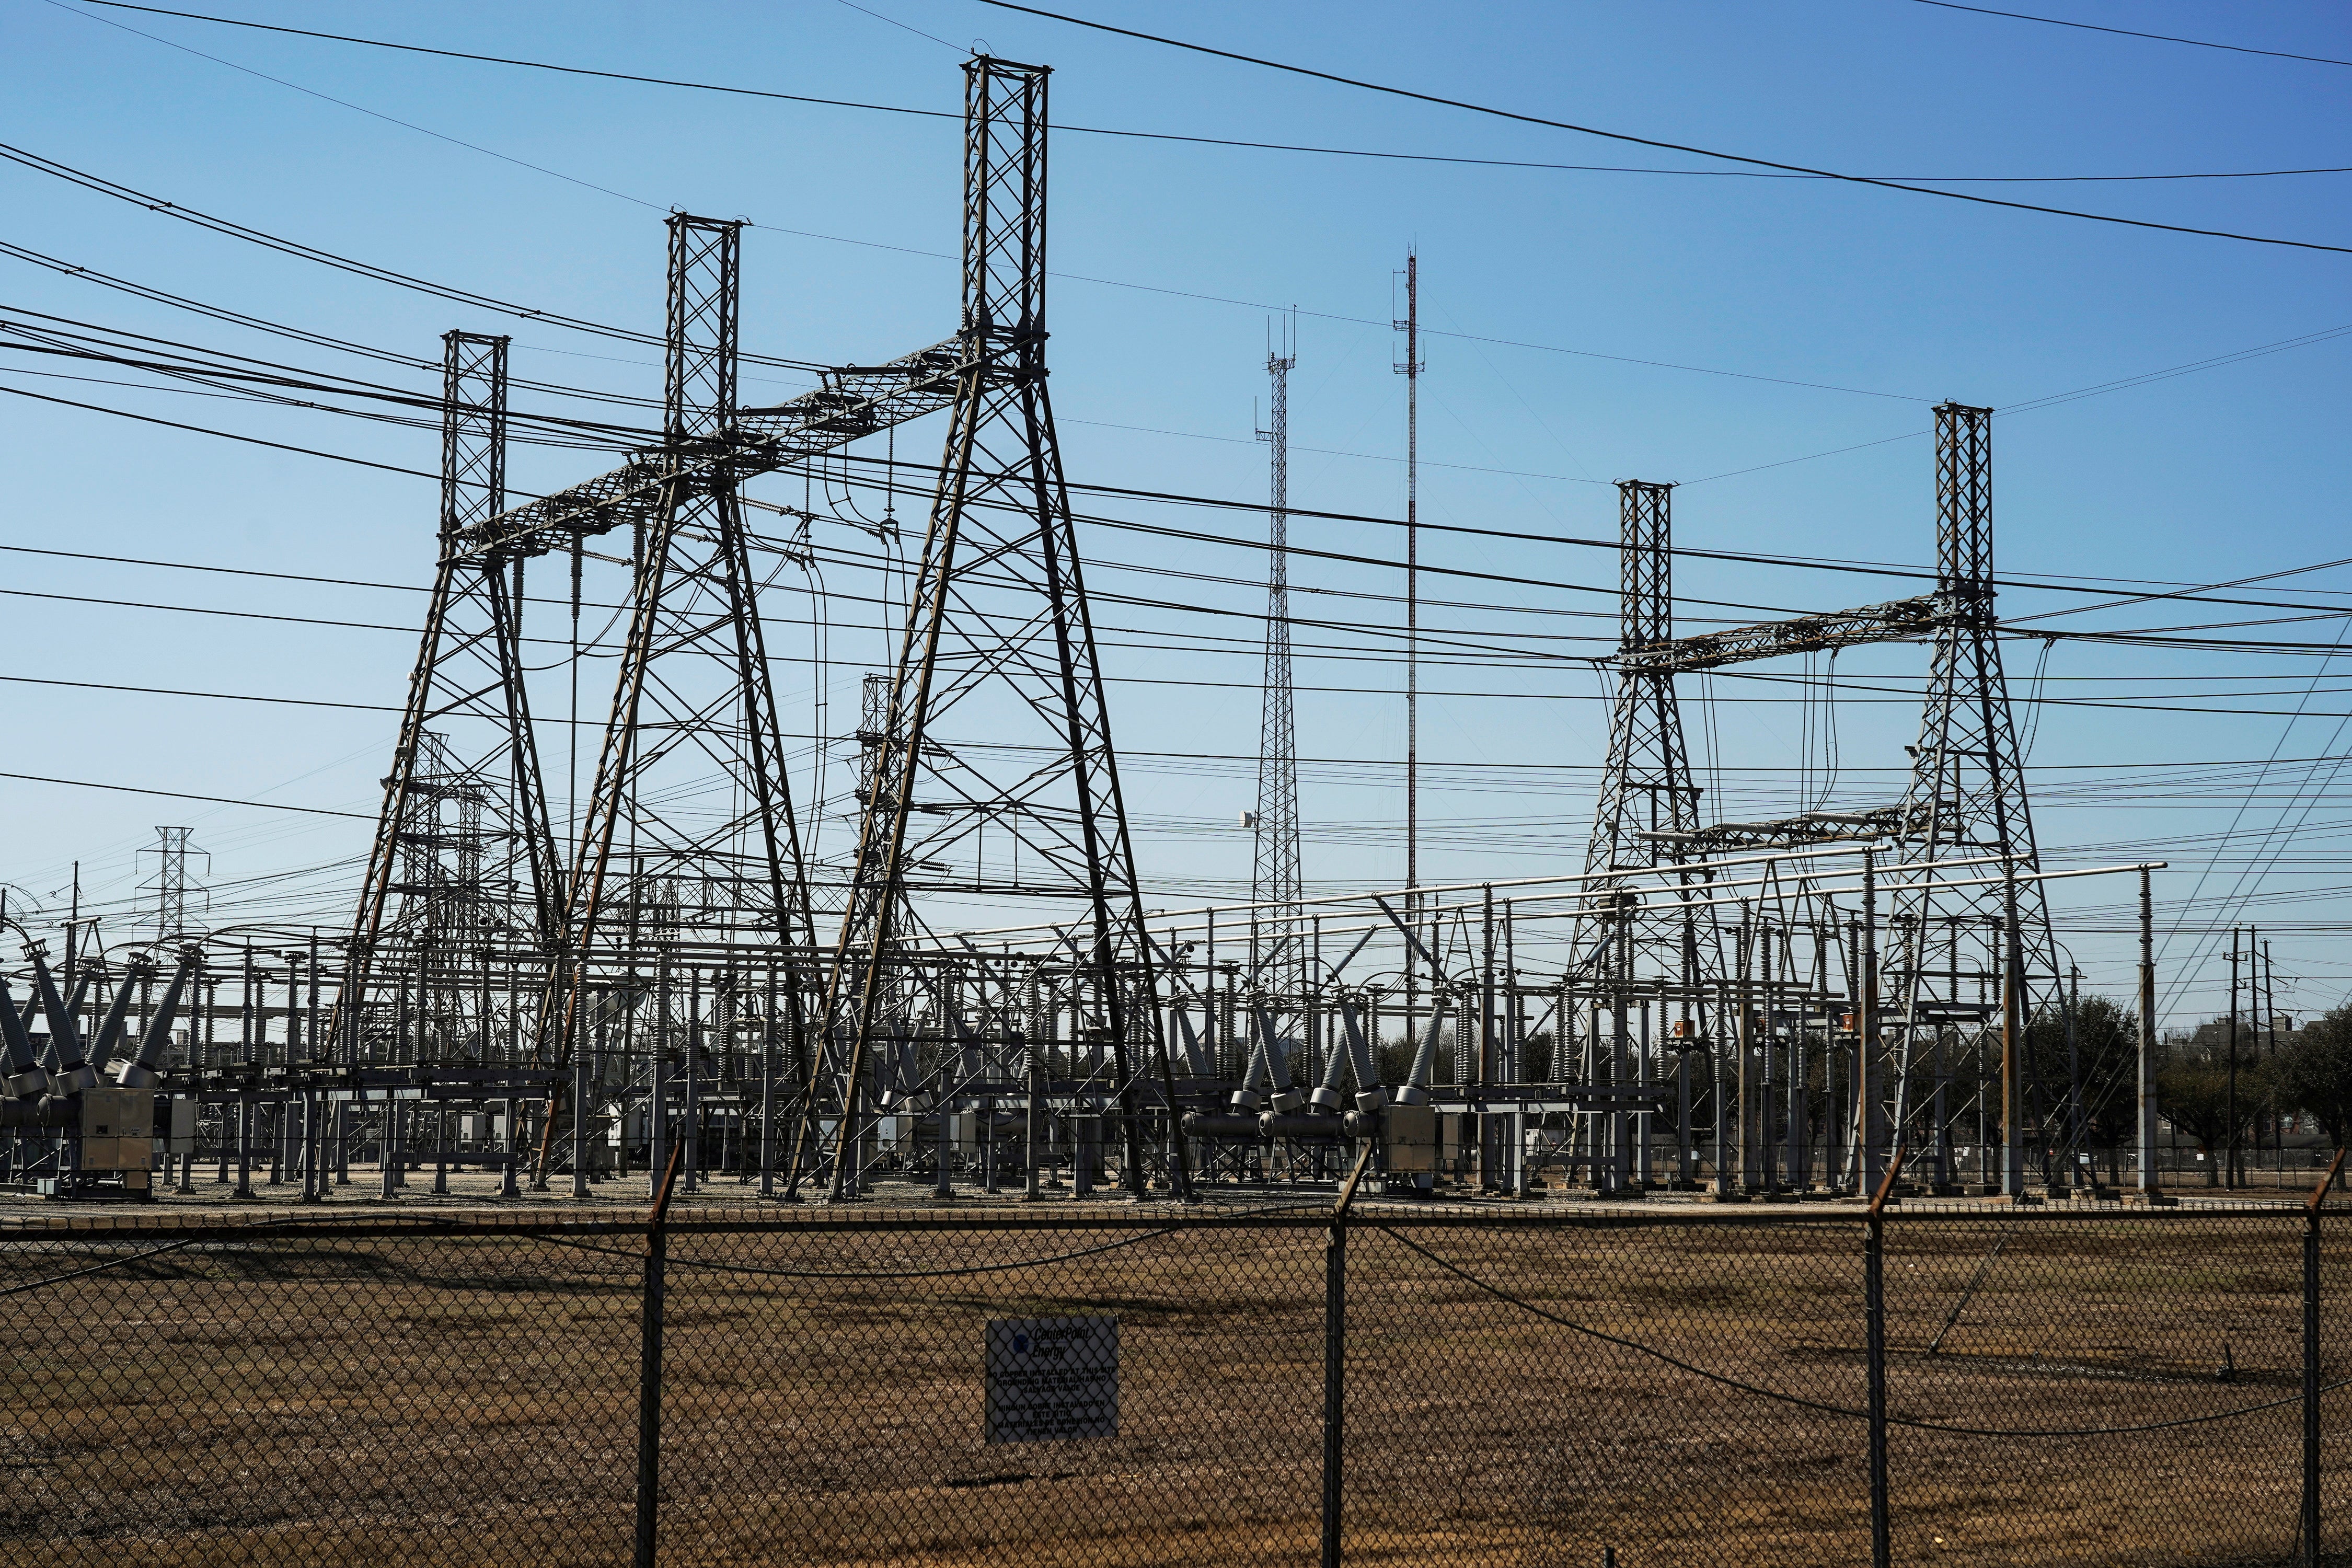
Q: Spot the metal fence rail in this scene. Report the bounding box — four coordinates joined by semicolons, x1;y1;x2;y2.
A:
4;1194;2346;1567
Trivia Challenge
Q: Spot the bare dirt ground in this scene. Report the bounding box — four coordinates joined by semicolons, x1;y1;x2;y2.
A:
1;1183;2344;1567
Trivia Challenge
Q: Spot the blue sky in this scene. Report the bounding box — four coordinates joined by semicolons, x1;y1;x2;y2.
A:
1;0;2346;1026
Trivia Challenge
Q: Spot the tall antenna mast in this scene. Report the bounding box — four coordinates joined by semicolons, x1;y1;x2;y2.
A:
1394;249;1424;944
1253;314;1302;1011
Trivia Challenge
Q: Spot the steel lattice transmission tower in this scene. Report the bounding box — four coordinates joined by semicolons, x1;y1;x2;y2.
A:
804;57;1182;1202
1886;403;2060;1170
1251;324;1304;1008
141;826;203;944
348;331;562;1042
550;215;817;1063
1575;481;1714;982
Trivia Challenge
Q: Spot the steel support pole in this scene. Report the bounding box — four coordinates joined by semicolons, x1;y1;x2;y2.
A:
2304;1147;2344;1566
234;1095;253;1199
1025;1032;1045;1202
1319;1216;1347;1568
1866;1213;1893;1568
1735;919;1754;1193
2138;868;2159;1195
761;968;779;1201
2000;894;2025;1198
632;1144;684;1568
501;1094;522;1198
573;1034;593;1199
1860;853;1880;1195
378;1103;397;1200
2305;1203;2323;1568
1677;1048;1693;1189
2228;933;2242;1192
649;1057;668;1203
298;1095;316;1203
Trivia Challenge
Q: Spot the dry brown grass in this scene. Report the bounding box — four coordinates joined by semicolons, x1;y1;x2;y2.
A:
2;1201;2346;1566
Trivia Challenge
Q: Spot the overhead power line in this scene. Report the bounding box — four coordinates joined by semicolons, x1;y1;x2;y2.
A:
974;0;2352;256
0;381;436;477
0;142;827;371
0;252;677;413
48;0;666;211
0;769;371;818
65;0;2352;185
17;344;2352;633
0;133;1941;408
1912;1;2352;69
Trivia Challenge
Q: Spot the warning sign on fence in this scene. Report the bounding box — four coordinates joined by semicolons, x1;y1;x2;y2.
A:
984;1316;1119;1444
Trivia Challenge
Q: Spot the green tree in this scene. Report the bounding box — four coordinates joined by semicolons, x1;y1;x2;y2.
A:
2024;995;2140;1182
2157;1025;2262;1187
2266;1003;2352;1155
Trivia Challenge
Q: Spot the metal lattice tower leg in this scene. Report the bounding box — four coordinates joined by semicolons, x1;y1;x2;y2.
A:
347;331;561;1059
803;57;1183;1203
1252;329;1304;1013
551;216;816;1069
1886;403;2059;1182
1576;481;1715;984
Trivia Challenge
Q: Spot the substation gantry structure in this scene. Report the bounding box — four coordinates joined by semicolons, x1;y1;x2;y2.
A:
1570;406;2080;1198
0;59;2117;1207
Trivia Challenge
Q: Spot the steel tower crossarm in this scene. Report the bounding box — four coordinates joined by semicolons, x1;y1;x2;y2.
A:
1646;806;1905;854
1620;592;1956;675
448;340;966;567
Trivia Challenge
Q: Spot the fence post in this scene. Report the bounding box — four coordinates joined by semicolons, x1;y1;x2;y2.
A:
1866;1149;1904;1568
633;1142;685;1568
1323;1142;1374;1568
2306;1147;2344;1568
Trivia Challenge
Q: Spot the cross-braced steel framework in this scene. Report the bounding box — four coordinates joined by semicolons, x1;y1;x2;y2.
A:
1569;424;2071;1195
1576;481;1714;977
801;57;1181;1202
347;331;560;1058
139;826;202;945
38;58;2136;1218
1885;403;2062;1189
549;215;816;1081
1252;327;1304;1014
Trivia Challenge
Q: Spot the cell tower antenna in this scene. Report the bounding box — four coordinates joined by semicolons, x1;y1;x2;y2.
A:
1253;312;1303;1011
1393;249;1425;1012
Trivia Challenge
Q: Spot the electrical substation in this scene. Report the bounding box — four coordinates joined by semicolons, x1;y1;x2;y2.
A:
0;55;2169;1213
13;16;2352;1562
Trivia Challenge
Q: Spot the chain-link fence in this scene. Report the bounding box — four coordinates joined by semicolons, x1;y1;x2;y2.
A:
5;1191;2347;1566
